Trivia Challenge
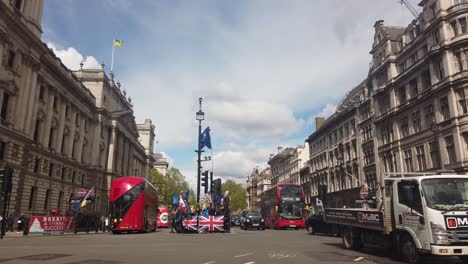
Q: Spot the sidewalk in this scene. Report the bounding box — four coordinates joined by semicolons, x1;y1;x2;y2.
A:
2;230;111;239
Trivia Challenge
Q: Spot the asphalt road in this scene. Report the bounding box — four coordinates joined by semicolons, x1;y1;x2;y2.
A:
0;227;464;264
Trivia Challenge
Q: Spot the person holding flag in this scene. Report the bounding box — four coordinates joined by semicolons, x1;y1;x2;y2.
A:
79;187;95;208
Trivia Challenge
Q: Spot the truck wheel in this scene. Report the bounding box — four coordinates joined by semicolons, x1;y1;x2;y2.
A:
307;225;315;235
400;235;421;264
342;229;354;250
342;228;362;250
458;256;468;264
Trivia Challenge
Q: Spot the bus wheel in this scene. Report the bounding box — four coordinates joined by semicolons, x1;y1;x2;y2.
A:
342;229;355;250
400;235;421;264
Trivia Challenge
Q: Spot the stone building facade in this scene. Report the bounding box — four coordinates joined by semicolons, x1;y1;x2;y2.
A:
268;144;309;187
153;153;169;175
302;0;468;209
0;0;153;217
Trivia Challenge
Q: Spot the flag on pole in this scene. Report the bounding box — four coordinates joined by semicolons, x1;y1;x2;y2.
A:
114;39;123;47
200;127;212;149
79;187;95;208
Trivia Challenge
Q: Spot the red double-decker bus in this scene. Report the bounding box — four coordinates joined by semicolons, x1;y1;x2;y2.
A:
110;176;158;234
259;183;305;229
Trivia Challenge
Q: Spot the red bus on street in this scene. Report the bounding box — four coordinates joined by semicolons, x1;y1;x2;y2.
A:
259;183;305;229
110;176;158;234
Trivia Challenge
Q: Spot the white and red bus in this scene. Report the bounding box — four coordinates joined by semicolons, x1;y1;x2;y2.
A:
109;176;158;234
259;183;305;229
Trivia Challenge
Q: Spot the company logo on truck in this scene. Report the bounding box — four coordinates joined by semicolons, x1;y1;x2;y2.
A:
357;212;380;223
446;216;468;229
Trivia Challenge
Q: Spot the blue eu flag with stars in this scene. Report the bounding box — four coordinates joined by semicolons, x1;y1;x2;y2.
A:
200;127;212;149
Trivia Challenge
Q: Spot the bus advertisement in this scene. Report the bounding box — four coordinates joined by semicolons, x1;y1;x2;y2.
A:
109;176;158;234
259;183;305;229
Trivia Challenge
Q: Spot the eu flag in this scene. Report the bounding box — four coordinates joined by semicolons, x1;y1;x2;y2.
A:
200;127;212;149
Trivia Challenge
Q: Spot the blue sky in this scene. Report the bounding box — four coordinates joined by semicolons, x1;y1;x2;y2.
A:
42;0;417;187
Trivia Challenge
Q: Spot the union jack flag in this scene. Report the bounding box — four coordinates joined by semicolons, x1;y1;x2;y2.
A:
183;215;198;231
199;215;224;232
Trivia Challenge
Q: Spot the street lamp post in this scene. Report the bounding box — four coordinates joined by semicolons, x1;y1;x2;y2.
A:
195;98;205;205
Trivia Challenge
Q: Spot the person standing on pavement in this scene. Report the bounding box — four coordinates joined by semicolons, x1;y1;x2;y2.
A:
7;214;13;232
17;213;25;234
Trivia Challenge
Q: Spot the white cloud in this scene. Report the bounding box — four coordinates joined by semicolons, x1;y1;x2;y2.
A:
47;42;100;70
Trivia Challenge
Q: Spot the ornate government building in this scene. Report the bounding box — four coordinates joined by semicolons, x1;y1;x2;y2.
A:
302;0;468;211
0;0;155;216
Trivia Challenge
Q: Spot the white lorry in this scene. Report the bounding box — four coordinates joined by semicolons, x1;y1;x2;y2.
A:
324;172;468;264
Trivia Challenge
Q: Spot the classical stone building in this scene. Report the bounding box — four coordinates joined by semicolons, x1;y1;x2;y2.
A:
268;144;309;187
245;168;259;210
0;0;153;217
255;167;271;207
153;153;169;175
302;81;365;210
302;0;468;210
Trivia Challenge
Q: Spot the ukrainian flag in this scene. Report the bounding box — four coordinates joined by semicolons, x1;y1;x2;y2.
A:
114;40;123;47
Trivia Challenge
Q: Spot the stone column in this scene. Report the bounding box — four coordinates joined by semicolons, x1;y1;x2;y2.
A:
67;111;77;158
15;64;32;131
25;65;39;134
77;118;85;163
42;93;54;146
107;127;117;172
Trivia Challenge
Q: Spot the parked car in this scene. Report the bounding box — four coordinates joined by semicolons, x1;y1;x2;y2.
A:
240;210;265;230
305;212;339;236
230;214;240;226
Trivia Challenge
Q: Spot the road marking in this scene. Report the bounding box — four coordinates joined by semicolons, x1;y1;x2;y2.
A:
244;262;255;264
234;253;253;258
353;257;364;262
201;261;216;264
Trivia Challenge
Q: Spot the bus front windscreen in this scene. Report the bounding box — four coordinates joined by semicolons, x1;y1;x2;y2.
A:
110;183;144;221
279;185;304;219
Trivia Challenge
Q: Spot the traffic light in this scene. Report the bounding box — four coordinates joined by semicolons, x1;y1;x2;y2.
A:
0;166;13;193
201;170;209;194
214;178;222;197
210;171;214;194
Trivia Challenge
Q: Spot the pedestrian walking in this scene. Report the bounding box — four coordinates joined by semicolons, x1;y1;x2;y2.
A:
223;191;231;232
7;214;13;232
17;213;25;234
170;208;177;233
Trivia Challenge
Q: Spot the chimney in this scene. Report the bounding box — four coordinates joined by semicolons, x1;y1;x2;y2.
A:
316;117;325;130
277;146;283;153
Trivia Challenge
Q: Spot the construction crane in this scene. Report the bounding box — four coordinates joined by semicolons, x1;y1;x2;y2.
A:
400;0;419;19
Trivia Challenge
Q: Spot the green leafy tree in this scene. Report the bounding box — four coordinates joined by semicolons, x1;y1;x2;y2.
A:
222;179;247;212
149;168;194;207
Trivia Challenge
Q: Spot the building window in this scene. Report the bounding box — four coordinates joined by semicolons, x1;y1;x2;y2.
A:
61;134;67;154
58;191;64;210
39;85;45;101
398;86;406;104
409;78;418;97
7;50;15;68
48;127;55;149
64;105;69;119
424;104;435;127
400;117;409;138
381;123;393;145
412;111;422;133
440;96;450;120
53;96;58;111
61;167;66;180
446;135;456;164
0;93;9;120
432;29;440;44
0;141;5;160
460;18;467;34
421;70;431;90
435;59;445;80
416;145;427;171
81;174;85;186
14;0;22;10
49;163;54;177
34;158;40;173
452;21;459;37
429;141;441;169
459;89;468;114
33;119;41;142
28;187;37;209
44;189;51;210
379;93;391;114
72;171;76;183
404;149;414;172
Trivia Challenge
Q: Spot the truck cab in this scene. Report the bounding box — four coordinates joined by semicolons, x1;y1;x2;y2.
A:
386;173;468;263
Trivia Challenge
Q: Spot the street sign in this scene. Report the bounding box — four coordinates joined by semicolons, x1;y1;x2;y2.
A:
360;187;369;199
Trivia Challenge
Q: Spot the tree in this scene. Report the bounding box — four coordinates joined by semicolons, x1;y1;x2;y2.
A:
149;168;194;207
222;180;247;213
